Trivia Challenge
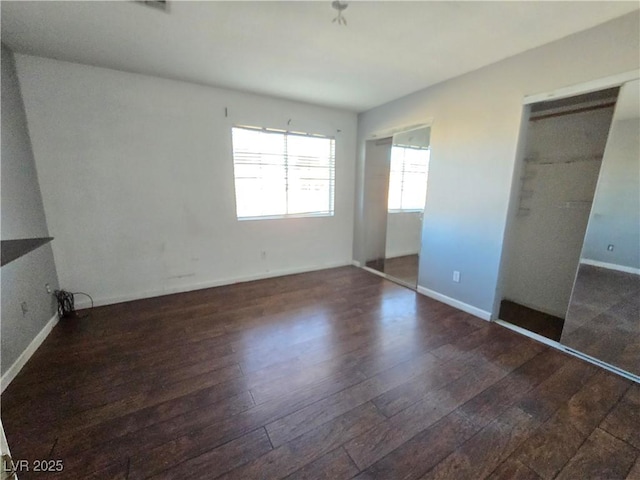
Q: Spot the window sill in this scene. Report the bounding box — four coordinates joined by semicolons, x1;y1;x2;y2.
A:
387;209;424;214
238;213;335;222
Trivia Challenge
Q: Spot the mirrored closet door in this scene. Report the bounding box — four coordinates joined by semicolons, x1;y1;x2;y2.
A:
359;126;431;289
560;79;640;376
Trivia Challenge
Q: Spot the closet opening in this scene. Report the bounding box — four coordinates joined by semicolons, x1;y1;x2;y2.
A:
499;87;619;341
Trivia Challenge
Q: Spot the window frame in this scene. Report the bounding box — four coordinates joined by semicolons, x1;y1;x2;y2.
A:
231;125;336;221
387;144;430;213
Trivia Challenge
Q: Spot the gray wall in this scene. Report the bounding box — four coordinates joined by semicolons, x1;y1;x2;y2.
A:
1;44;59;375
355;12;640;316
582;116;640;269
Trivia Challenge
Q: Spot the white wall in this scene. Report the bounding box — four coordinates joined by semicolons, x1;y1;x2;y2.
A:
355;12;640;316
16;55;357;307
1;45;59;375
581;116;640;270
502;107;614;317
385;212;422;258
1;47;49;241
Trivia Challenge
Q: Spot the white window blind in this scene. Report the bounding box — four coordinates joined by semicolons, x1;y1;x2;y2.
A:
387;145;430;211
231;126;335;219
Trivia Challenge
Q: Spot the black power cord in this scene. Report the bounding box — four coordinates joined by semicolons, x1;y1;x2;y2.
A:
53;289;94;319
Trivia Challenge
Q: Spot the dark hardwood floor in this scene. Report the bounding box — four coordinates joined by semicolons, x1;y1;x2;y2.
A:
1;266;638;479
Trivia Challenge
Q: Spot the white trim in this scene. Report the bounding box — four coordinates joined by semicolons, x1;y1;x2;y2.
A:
351;260;362;267
238;212;334;222
524;70;639;105
1;313;59;393
562;347;640;384
366;121;433;141
416;286;491;321
73;262;351;309
580;259;640;275
495;320;639;384
495;319;562;349
387;209;424;214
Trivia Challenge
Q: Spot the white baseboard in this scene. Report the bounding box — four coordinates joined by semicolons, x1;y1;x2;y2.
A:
416;286;491;321
495;319;561;348
580;259;640;275
351;260;362;267
74;261;352;309
1;313;59;393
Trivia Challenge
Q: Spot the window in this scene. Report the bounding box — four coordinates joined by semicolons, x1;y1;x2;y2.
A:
231;126;335;219
387;145;430;211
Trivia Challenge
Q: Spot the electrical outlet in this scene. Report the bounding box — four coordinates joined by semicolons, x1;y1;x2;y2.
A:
453;271;461;283
45;283;52;294
21;302;28;316
607;244;614;252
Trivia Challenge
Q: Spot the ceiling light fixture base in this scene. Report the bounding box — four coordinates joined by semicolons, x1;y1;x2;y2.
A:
331;1;348;26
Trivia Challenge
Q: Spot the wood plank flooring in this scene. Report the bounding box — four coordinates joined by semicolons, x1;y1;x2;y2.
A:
1;266;638;479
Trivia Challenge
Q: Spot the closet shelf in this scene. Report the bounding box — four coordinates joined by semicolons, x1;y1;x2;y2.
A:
557;201;592;209
524;154;603;165
1;237;53;267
